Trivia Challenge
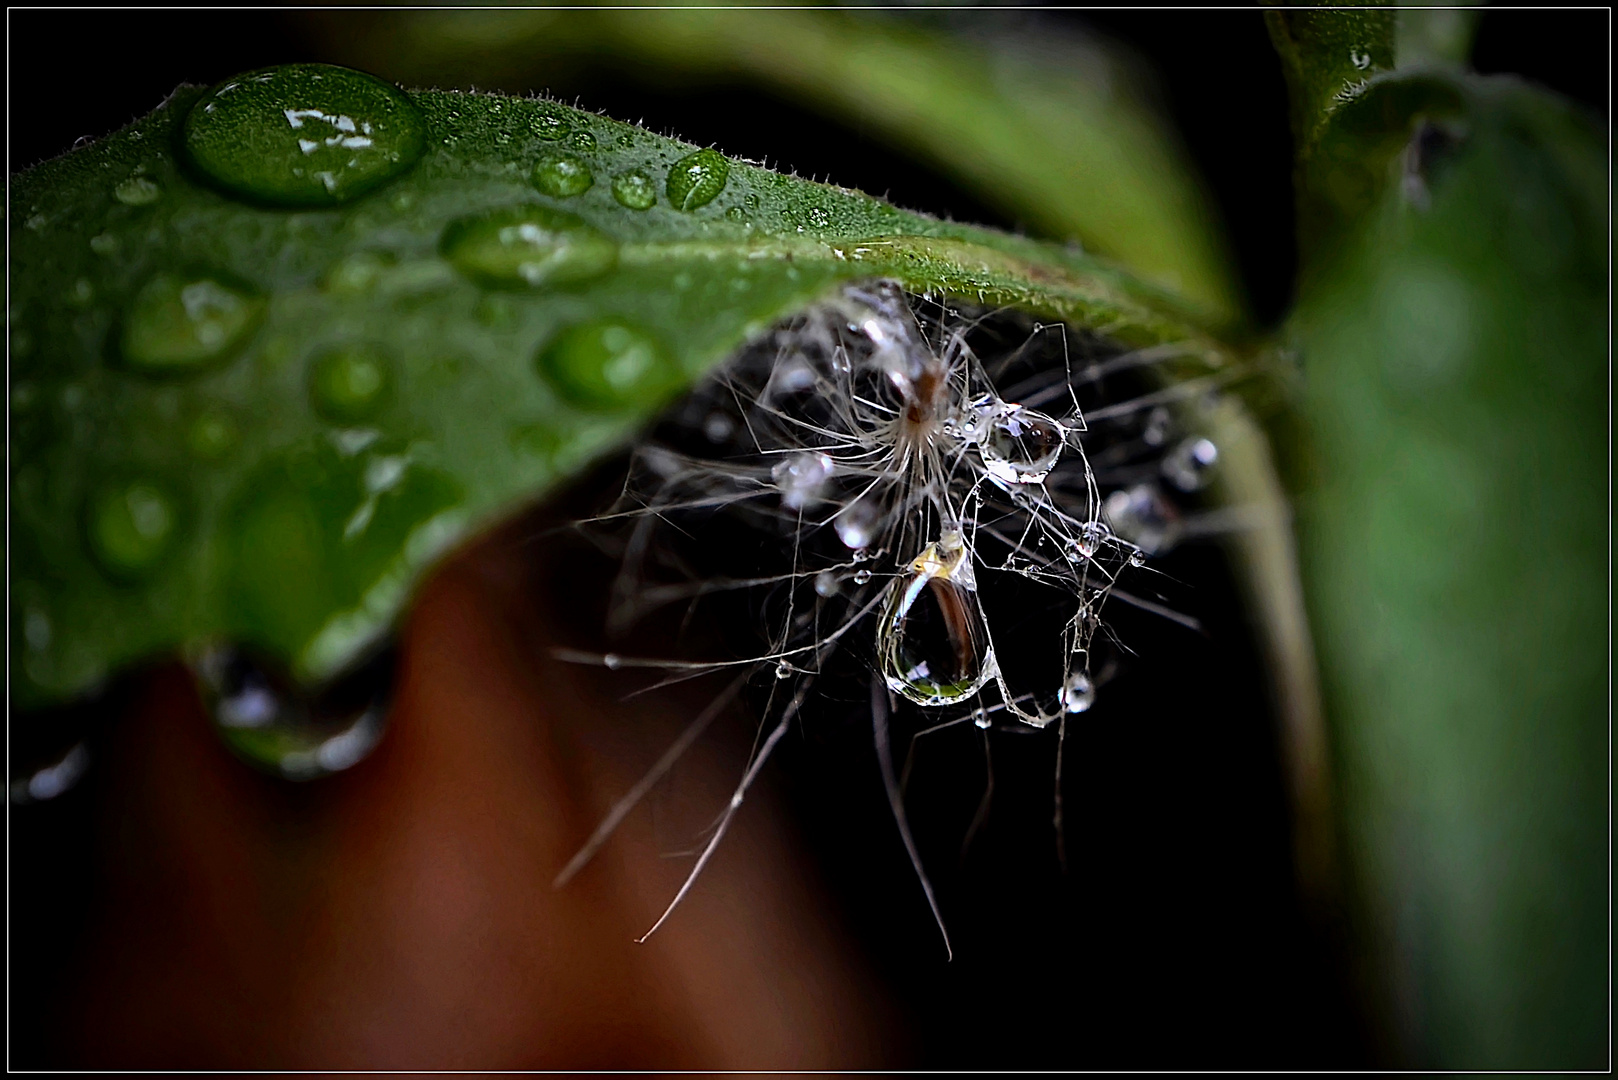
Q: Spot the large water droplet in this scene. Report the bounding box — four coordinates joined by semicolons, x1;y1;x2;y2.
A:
536;319;681;412
113;175;161;206
979;405;1064;486
834;496;881;550
530;105;571;141
771;451;833;510
531;152;593;198
1161;436;1219;492
309;346;391;424
1061;670;1095;713
1103;483;1179;555
119;273;265;377
441;204;617;289
183;64;425;207
193;643;393;781
86;478;180;581
611;170;657;210
878;539;997;707
666;148;729;211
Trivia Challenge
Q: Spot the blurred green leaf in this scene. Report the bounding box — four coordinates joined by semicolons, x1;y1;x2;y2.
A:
1286;70;1606;1067
10;72;1234;711
301;7;1242;325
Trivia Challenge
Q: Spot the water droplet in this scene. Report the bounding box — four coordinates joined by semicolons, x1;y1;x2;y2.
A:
531;152;593;198
1128;549;1146;568
807;206;831;228
611;169;657;210
89;232;119;255
308;346;391;425
10;742;90;804
702;411;735;442
1142;406;1172;447
536;318;680;412
724;206;747;223
530;105;571;141
183;63;425;207
834;497;881;550
666;148;729;211
814;570;839;598
603;652;622;670
1103;484;1179;555
1061;670;1095;713
86;478;180;581
974;711;992;730
771;451;833;510
979;405;1064;485
1161;436;1219;492
853;568;873;585
113;176;161;206
1076;520;1107;558
568;129;598;151
774;660;793;680
441;204;617;289
119;273;265;377
193;643;393;781
323;250;395;295
187;409;239;459
878;539;997;707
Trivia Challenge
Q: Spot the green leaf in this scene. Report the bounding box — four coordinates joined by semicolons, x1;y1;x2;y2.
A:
9;67;1236;711
300;8;1242;324
1285;72;1606;1067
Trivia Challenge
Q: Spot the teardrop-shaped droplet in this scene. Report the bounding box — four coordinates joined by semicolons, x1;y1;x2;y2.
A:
1161;436;1219;492
611;169;657;210
309;346;392;424
979;405;1064;486
666;148;730;211
441;204;618;289
120;273;265;377
1061;670;1095;714
86;478;180;582
183;64;426;207
771;451;833;510
531;152;594;198
878;541;997;707
193;643;393;781
1067;520;1107;561
113;175;162;206
536;318;681;411
834;496;881;550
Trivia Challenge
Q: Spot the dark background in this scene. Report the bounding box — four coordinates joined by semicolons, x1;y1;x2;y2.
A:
8;7;1610;1070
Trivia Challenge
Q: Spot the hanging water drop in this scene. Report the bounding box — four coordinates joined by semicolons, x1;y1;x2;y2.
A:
611;170;657;210
536;318;681;411
877;538;997;707
853;568;873;585
1103;483;1180;555
834;497;880;550
1061;670;1095;713
441;204;618;289
771;452;833;510
1161;436;1219;492
979;405;1064;486
666;148;729;211
774;660;793;680
531;152;594;198
193;643;393;781
183;64;425;207
120;273;265;377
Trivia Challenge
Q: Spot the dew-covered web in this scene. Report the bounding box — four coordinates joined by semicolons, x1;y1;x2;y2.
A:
554;280;1227;955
